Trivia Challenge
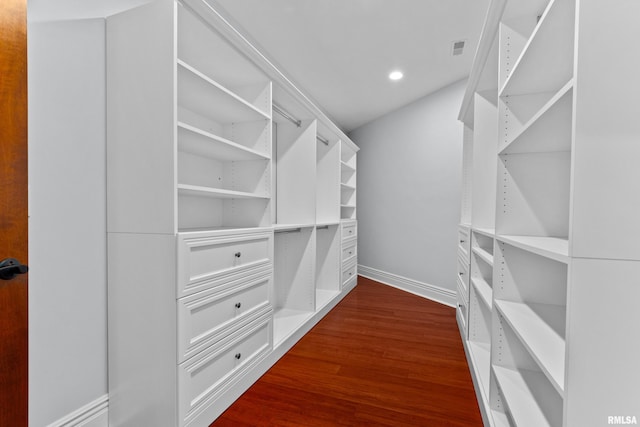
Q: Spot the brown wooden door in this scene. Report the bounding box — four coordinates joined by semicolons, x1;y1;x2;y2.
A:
0;0;29;425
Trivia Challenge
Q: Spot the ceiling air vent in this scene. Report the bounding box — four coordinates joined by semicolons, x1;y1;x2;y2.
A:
452;40;466;56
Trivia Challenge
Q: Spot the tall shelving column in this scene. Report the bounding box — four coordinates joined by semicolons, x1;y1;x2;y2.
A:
460;0;640;425
315;128;341;309
491;0;573;424
456;12;500;424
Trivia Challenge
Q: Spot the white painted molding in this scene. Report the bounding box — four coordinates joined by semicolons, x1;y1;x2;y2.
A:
46;395;108;427
358;265;456;308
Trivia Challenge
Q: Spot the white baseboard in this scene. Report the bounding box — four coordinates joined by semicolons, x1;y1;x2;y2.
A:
358;265;456;307
46;395;108;427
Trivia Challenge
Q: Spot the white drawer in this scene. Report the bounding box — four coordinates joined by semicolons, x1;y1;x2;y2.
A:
179;313;272;426
177;228;273;297
341;241;357;265
341;221;357;241
457;252;469;295
458;226;470;262
342;261;357;286
177;272;271;363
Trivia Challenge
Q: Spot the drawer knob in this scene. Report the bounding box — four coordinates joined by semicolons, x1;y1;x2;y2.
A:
460;240;465;243
459;272;464;276
235;353;242;360
348;251;352;255
235;302;242;309
234;252;241;258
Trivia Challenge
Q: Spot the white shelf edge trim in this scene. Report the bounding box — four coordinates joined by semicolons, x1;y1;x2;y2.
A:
46;394;108;427
472;246;494;266
177;184;270;200
358;265;456;307
471;277;492;310
178;121;271;161
472;227;495;238
497;235;569;263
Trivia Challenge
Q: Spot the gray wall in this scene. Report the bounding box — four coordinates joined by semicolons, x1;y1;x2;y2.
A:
349;79;465;294
28;19;108;426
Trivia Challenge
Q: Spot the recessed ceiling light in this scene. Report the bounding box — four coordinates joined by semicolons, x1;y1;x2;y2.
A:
389;70;403;81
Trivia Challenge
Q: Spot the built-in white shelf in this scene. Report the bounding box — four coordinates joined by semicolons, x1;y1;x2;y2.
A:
499;0;575;97
177;60;271;123
177;184;269;200
493;365;562;427
499;80;574;154
495;300;565;395
497;235;568;264
491;410;511;427
472;246;494;266
340;161;356;174
177;122;270;161
468;341;491;394
316;289;340;311
273;308;313;347
473;227;495;238
340;183;356;192
471;277;492;310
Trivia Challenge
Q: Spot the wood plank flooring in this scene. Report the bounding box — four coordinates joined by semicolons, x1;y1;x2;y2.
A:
211;276;482;426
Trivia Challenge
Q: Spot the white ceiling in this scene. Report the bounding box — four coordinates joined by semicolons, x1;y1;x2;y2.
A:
29;0;490;133
212;0;490;132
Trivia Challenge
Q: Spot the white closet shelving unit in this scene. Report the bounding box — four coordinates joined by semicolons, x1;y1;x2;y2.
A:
457;0;640;426
106;1;358;426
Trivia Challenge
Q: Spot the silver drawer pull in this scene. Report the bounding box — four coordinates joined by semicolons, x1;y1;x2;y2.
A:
234;252;241;258
235;302;242;309
235;353;242;360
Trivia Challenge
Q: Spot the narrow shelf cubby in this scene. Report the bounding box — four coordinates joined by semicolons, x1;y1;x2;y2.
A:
316;132;341;224
177;2;271;116
492;314;563;427
468;284;492;385
273;226;315;347
315;224;341;310
274;118;317;226
494;240;567;396
498;82;573;154
499;0;575;97
496;150;570;239
340;142;357;219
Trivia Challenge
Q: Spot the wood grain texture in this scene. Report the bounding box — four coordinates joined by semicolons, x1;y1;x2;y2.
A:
0;0;28;425
212;277;481;426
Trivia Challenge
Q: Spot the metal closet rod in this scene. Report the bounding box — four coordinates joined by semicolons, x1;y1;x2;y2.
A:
274;227;302;234
272;103;329;146
272;103;301;128
316;134;329;146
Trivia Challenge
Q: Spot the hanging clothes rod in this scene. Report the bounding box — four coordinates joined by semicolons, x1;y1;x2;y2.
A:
274;227;302;234
272;103;301;128
316;135;329;146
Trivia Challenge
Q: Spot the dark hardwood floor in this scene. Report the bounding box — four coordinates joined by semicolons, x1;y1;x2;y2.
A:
211;276;482;426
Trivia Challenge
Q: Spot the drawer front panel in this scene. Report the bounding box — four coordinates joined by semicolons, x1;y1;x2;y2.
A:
342;261;357;286
341;241;357;265
456;277;468;337
179;314;272;426
341;221;357;241
177;272;271;363
458;226;470;262
457;252;469;295
178;229;273;297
